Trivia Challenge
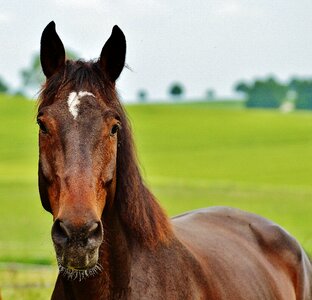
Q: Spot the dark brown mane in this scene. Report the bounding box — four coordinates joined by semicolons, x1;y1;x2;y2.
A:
39;60;172;248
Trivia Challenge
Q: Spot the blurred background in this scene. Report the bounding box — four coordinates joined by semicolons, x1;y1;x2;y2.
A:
1;0;312;299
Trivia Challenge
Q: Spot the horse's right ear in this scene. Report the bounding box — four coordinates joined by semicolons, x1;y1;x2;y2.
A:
40;21;65;78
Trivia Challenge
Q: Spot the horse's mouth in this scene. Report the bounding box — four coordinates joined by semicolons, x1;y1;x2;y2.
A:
57;259;103;281
55;246;102;281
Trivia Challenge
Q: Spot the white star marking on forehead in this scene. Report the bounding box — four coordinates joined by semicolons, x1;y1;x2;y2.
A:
67;91;95;119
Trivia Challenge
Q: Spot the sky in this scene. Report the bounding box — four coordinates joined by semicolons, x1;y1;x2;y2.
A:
1;0;312;102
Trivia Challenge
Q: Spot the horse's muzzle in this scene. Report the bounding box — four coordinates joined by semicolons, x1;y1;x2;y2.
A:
52;219;103;269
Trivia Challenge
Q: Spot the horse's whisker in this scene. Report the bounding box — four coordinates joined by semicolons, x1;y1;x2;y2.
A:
57;260;103;281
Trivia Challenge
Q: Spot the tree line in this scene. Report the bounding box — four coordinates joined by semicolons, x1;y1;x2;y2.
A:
235;77;312;110
0;52;312;109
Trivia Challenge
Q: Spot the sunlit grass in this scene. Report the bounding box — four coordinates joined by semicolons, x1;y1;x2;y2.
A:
0;264;57;300
126;104;312;253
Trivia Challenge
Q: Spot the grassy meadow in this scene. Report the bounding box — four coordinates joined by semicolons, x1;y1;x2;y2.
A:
1;94;312;298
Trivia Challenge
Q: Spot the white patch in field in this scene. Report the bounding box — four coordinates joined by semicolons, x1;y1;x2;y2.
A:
67;91;95;119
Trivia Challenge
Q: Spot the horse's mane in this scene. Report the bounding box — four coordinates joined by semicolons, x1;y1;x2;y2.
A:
38;60;172;248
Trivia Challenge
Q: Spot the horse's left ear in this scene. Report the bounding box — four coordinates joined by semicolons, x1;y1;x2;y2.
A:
40;21;65;78
99;25;126;82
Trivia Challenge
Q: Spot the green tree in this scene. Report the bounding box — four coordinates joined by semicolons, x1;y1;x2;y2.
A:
206;89;215;101
235;77;287;108
235;81;250;94
0;76;9;93
20;50;78;95
289;78;312;110
169;82;184;99
138;89;148;102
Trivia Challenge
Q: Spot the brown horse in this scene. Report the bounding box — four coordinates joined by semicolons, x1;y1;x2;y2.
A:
37;21;312;299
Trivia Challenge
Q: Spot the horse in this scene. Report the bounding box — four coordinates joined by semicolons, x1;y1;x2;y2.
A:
37;21;312;300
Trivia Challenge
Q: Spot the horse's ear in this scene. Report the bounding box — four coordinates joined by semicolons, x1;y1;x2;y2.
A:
40;21;65;78
99;25;126;82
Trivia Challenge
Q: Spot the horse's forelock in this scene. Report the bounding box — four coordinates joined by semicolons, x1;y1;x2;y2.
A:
39;60;117;109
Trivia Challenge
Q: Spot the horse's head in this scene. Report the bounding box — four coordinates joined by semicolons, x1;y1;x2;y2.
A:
37;21;126;278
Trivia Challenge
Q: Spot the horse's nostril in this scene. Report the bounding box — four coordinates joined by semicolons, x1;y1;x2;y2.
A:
89;222;99;233
52;219;70;246
87;221;103;246
52;219;103;248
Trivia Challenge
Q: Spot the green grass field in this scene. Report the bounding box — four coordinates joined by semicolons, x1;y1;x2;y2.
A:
1;95;312;299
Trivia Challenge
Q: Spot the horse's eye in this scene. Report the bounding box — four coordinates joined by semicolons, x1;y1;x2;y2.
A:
110;124;120;136
37;119;48;134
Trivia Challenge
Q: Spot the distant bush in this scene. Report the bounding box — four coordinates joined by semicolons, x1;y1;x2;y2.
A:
206;89;215;101
289;79;312;110
169;82;184;99
138;89;148;102
235;77;287;109
0;76;9;93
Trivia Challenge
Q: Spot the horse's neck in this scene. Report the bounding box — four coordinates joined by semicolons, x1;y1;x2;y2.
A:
101;206;132;293
53;207;132;300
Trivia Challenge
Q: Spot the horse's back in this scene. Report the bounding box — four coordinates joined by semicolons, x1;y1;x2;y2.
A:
172;206;312;300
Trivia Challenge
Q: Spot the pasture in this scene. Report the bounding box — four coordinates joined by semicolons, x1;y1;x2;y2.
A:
1;94;312;299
